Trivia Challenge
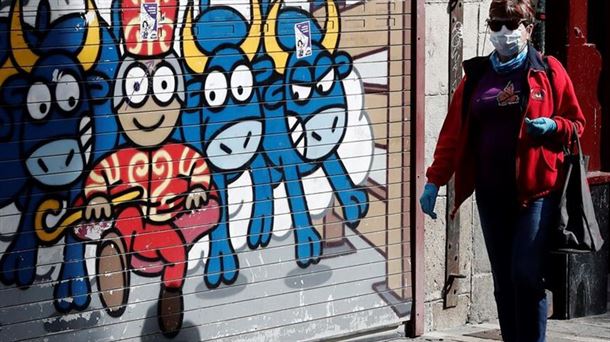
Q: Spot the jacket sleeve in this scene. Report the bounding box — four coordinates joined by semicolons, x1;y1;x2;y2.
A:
425;77;466;188
547;56;586;145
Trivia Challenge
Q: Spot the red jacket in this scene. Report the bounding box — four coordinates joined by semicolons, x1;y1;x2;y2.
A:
426;48;585;217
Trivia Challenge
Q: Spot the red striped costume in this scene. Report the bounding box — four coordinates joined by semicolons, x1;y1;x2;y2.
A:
85;142;218;289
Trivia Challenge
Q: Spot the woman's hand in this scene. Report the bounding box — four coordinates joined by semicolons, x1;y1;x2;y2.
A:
525;117;557;137
419;183;439;219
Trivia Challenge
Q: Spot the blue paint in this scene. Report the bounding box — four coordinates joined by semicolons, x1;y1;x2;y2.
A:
260;6;369;267
182;2;274;286
0;0;118;313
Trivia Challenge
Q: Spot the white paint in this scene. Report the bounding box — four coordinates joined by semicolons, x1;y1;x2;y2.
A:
283;0;309;11
325;294;335;317
369;147;388;186
16;0;86;26
353;49;389;86
187;234;209;271
228;171;253;250
302;168;333;219
35;242;62;282
85;244;97;281
0;203;21;244
95;0;113;25
45;200;68;230
272;182;292;238
338;70;374;186
42;308;94;324
210;0;251;21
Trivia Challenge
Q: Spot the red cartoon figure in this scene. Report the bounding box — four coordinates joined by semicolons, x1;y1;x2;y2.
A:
82;0;220;337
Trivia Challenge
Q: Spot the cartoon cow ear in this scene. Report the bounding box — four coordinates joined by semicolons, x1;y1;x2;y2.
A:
185;77;203;112
333;51;353;79
252;55;274;85
87;74;111;102
36;0;51;34
2;76;28;107
0;107;14;142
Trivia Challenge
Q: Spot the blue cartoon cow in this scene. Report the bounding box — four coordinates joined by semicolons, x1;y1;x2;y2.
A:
181;0;275;287
0;0;118;312
260;0;369;267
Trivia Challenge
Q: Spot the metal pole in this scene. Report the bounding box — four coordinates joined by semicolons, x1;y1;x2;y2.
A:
444;0;464;309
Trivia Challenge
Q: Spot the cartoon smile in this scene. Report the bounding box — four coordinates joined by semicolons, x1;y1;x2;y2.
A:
287;107;347;160
133;114;165;132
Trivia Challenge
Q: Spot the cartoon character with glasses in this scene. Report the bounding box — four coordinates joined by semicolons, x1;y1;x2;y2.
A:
81;1;221;336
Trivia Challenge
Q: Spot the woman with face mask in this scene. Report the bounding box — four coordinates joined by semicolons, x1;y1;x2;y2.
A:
419;0;585;341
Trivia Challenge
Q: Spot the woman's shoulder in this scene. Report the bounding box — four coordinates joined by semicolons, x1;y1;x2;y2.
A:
541;54;568;75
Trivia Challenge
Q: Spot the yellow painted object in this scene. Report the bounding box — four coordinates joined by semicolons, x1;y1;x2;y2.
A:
35;189;142;243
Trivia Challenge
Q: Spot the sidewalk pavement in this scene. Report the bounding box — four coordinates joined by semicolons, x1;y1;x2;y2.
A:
410;312;610;342
346;310;610;342
347;283;610;342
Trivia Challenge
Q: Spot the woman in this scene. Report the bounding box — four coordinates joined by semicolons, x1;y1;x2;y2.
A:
419;0;585;341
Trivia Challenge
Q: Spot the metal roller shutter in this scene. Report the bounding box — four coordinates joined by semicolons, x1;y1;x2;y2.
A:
0;0;418;339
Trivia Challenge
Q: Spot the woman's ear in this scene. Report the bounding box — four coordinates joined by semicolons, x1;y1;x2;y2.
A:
526;23;534;36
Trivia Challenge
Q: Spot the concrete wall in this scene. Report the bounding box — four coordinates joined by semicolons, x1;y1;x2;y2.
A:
423;0;498;333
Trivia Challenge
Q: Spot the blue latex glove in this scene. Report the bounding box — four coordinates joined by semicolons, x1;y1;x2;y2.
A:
419;183;439;219
525;117;557;136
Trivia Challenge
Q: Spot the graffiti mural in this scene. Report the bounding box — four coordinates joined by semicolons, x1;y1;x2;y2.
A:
0;0;412;340
180;0;271;288
260;0;369;267
0;0;118;314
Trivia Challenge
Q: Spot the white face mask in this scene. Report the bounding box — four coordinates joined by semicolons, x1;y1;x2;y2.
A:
490;25;527;57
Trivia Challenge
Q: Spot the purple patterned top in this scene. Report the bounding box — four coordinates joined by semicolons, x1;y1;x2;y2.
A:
470;66;527;194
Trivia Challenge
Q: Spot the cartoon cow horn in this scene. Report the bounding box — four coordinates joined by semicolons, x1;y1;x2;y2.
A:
77;0;102;72
10;0;39;73
182;1;208;73
264;0;288;74
321;0;340;53
240;0;262;61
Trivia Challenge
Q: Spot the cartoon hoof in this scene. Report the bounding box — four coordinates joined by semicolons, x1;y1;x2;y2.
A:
158;286;183;338
97;232;129;317
54;276;91;312
205;241;239;287
343;190;369;228
296;228;322;268
0;248;36;287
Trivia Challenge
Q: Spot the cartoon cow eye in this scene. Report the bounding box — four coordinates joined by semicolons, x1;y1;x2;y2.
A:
125;65;149;106
316;69;335;95
26;82;52;120
56;73;80;112
153;65;176;104
230;65;253;103
291;84;312;103
204;71;228;107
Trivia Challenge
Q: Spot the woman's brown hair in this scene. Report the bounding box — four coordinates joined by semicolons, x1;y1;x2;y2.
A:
489;0;535;25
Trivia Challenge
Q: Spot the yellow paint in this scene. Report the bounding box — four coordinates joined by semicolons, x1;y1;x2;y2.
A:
321;0;339;53
10;0;38;73
78;0;102;72
0;59;17;87
264;0;288;74
36;189;143;242
241;0;262;61
182;3;208;74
